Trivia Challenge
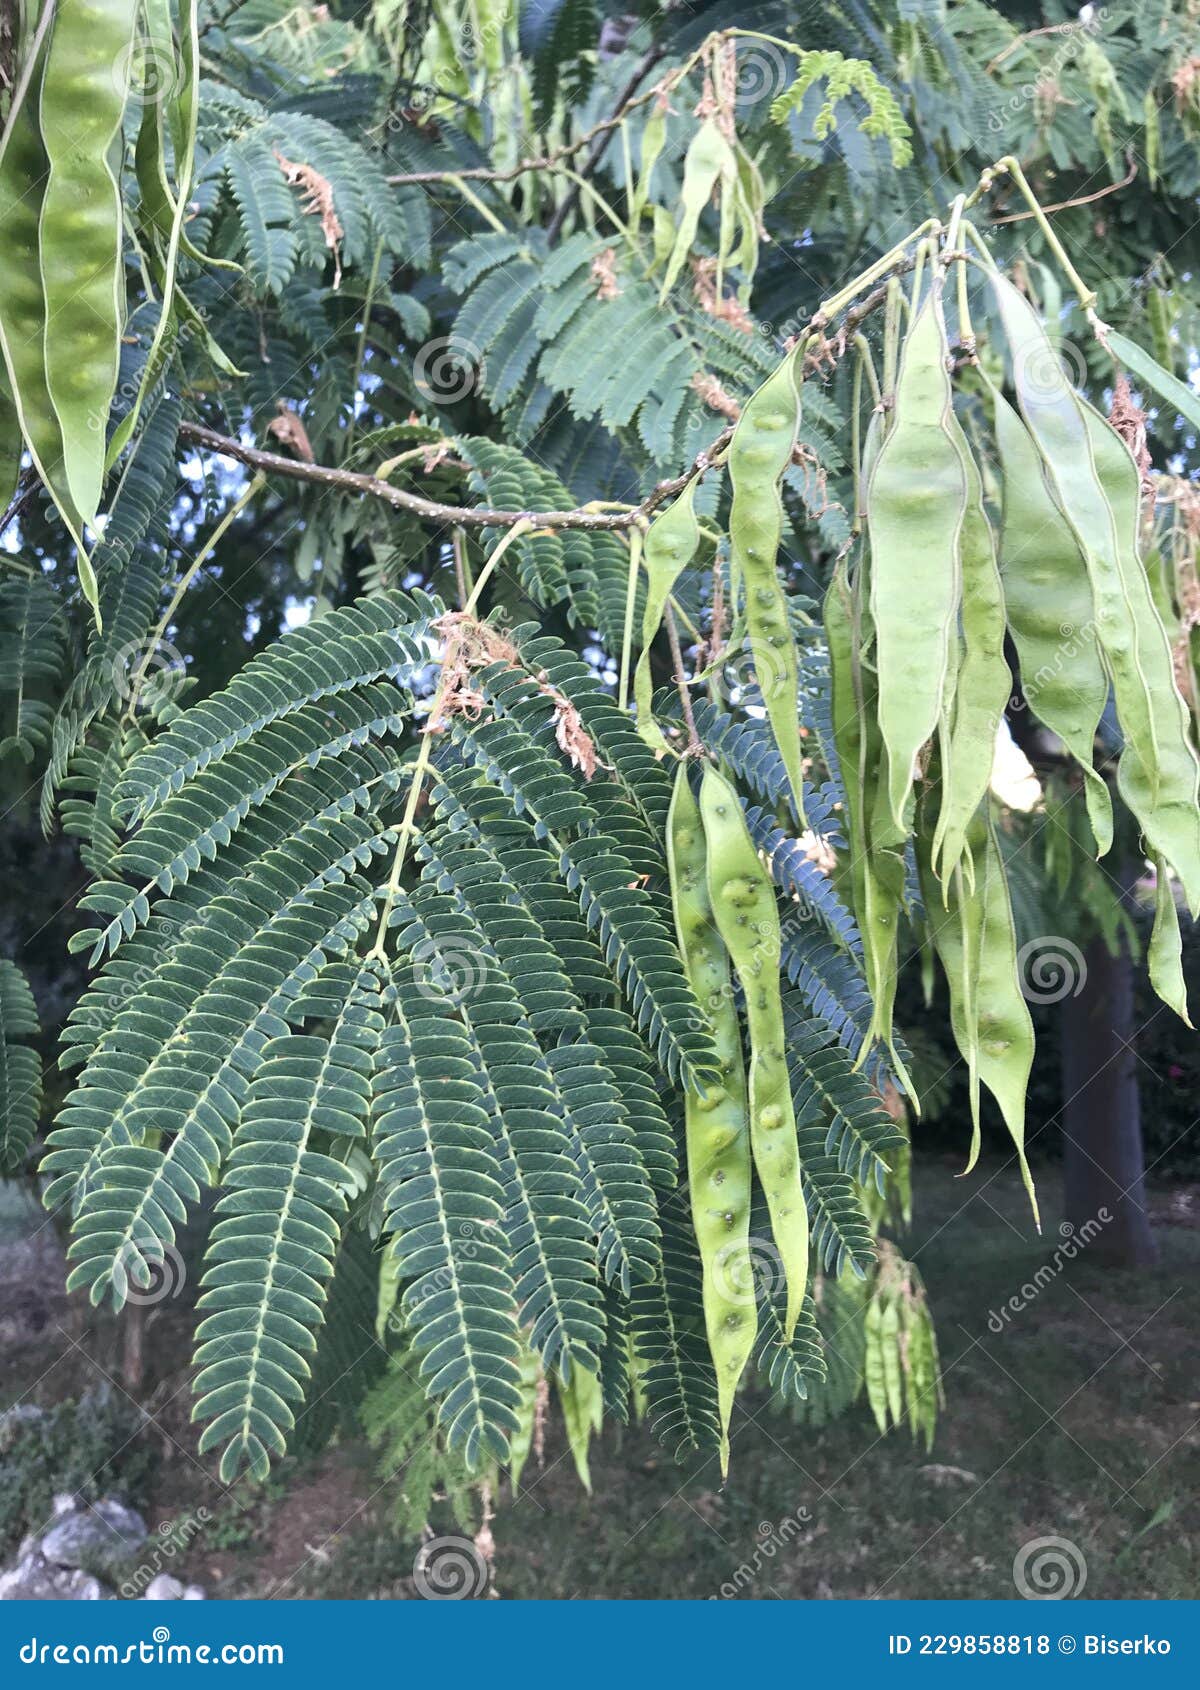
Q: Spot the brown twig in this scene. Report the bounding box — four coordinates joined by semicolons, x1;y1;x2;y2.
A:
664;603;701;755
178;418;731;532
989;154;1136;224
175;272;909;536
546;39;668;246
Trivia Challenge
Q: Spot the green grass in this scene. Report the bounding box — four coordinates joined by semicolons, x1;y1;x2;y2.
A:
302;1158;1199;1601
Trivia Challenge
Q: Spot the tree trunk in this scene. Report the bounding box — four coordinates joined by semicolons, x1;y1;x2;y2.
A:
1060;907;1157;1267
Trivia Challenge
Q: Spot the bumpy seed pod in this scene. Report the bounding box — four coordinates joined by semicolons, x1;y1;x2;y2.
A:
727;342;808;826
698;766;809;1340
868;280;967;838
38;0;140;523
634;483;701;756
667;764;755;1473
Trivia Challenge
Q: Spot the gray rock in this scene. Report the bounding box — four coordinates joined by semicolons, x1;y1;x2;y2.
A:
143;1573;185;1600
39;1499;147;1577
0;1551;112;1601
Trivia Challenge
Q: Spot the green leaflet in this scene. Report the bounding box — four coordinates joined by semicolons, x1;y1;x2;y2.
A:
633;481;701;756
1106;326;1200;439
0;959;42;1174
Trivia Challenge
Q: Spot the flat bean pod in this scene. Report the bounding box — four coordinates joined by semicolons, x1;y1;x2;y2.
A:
990;272;1200;910
987;375;1113;855
917;789;1038;1223
933;415;1011;887
868;281;966;835
727;343;808;825
633;483;701;756
38;0;140;523
699;766;809;1340
0;13;83;548
667;765;755;1471
1148;855;1191;1026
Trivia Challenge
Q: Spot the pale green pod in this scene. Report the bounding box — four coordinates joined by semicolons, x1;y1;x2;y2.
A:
38;0;140;521
666;764;755;1474
699;766;809;1342
933;414;1012;887
868;281;966;835
989;271;1200;912
728;341;808;825
633;482;701;756
1148;856;1191;1026
987;375;1113;855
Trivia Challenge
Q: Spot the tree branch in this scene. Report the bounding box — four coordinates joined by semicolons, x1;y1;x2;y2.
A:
546;40;668;247
178;419;732;532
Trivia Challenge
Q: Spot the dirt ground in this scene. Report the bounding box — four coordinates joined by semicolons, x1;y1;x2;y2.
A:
2;1161;1197;1600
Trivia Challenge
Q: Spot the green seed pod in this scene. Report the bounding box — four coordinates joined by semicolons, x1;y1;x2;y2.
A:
728;342;808;825
868;280;966;836
933;414;1012;887
38;0;140;523
698;765;809;1341
0;10;84;550
633;482;701;756
987;374;1113;856
990;271;1200;912
667;765;755;1473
